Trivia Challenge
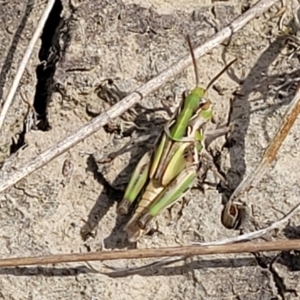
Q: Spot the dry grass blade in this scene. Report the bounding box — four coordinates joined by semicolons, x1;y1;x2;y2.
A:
0;239;299;268
0;0;56;131
228;83;300;203
0;0;279;193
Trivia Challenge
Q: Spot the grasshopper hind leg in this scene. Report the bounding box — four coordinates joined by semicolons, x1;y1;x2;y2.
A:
117;151;152;215
137;167;197;230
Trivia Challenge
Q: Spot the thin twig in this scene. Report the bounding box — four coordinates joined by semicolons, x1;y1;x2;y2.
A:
0;0;279;193
228;83;300;203
0;239;299;268
0;0;56;131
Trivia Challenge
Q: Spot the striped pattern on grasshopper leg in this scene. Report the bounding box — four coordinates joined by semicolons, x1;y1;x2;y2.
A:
117;36;236;242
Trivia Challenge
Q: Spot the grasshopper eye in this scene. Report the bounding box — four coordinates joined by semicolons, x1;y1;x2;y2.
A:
199;100;211;110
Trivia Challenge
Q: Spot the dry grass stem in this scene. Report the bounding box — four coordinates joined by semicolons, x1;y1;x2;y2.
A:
228;83;300;203
0;0;56;131
0;239;299;268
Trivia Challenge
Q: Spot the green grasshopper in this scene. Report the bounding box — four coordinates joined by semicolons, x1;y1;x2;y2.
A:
118;36;236;242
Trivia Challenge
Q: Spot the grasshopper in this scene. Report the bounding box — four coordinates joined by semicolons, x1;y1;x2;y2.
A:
118;36;236;242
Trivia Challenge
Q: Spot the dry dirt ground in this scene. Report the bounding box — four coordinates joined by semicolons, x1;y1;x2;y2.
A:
1;0;300;299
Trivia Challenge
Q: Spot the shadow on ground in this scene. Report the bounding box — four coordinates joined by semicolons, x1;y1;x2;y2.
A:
0;256;258;277
222;28;300;210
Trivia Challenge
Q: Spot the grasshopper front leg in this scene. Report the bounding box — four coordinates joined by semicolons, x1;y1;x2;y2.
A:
205;123;235;148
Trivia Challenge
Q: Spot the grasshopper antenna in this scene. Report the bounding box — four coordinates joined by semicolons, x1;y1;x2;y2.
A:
186;35;199;87
206;58;237;92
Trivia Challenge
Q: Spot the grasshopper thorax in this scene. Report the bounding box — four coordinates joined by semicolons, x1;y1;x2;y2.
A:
190;86;205;98
187;87;212;119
